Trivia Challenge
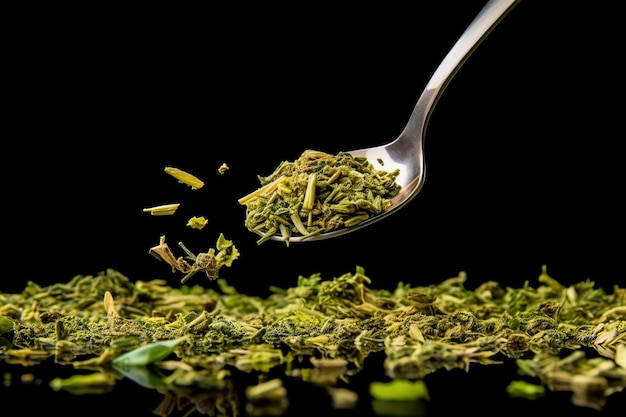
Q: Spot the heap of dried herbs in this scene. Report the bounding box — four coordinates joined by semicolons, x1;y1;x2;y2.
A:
238;149;401;245
1;264;625;415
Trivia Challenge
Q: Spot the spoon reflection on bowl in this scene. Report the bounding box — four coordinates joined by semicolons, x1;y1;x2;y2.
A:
246;0;520;243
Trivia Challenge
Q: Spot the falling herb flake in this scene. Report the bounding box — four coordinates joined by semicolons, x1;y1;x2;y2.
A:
49;372;117;395
218;163;229;175
143;203;180;216
148;233;240;283
186;216;208;230
369;379;430;401
506;380;546;399
164;166;204;190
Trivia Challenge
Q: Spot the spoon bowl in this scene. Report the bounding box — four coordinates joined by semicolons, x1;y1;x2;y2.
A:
258;0;520;243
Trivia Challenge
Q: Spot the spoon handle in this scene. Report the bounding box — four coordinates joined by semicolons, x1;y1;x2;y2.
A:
405;0;520;134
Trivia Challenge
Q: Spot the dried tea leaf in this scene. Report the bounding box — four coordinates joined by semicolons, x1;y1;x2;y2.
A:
506;380;546;399
218;163;229;175
187;216;208;230
369;379;429;401
143;203;180;216
112;336;187;368
164;166;204;190
103;291;119;318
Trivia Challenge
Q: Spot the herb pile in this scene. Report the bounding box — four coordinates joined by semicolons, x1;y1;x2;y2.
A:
1;265;625;415
238;149;402;245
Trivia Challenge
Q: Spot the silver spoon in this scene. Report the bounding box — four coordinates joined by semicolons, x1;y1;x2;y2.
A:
259;0;520;243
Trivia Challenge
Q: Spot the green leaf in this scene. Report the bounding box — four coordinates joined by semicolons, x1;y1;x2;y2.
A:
369;379;430;401
112;336;187;369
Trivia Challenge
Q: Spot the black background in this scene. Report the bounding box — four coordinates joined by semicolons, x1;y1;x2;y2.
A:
3;1;625;415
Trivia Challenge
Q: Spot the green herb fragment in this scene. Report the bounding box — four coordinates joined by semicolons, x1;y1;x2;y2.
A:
371;399;428;417
142;203;181;216
218;162;229;175
112;364;168;389
164;166;204;190
506;380;546;399
238;149;401;245
148;233;240;283
369;379;430;401
49;372;117;395
186;216;208;230
0;316;14;335
112;336;187;368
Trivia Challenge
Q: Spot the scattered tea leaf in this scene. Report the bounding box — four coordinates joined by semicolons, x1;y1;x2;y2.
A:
506;380;546;399
218;163;229;175
143;203;181;216
164;166;204;190
112;336;188;368
369;379;430;401
187;216;208;230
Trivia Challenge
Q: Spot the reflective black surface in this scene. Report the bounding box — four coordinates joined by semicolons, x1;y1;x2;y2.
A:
2;352;625;416
4;1;625;415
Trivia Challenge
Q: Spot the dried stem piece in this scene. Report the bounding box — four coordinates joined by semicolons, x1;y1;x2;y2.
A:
164;167;204;190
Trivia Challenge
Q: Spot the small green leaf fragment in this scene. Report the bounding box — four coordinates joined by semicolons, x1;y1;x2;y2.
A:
369;379;430;401
49;372;116;394
0;316;14;335
218;163;229;174
215;233;240;267
112;337;187;368
143;203;181;216
506;380;545;399
216;233;234;251
112;364;167;389
187;216;208;230
164;166;204;190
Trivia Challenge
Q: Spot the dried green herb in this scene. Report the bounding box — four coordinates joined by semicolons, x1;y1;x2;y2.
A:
112;336;188;368
149;233;240;283
49;371;117;395
506;380;546;399
1;265;625;415
238;149;401;245
142;203;181;216
187;216;208;230
164;166;205;190
369;379;430;401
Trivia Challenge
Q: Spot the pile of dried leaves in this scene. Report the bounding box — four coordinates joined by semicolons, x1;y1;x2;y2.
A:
1;265;625;415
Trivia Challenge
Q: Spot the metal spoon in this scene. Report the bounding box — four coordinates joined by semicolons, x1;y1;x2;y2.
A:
259;0;520;243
